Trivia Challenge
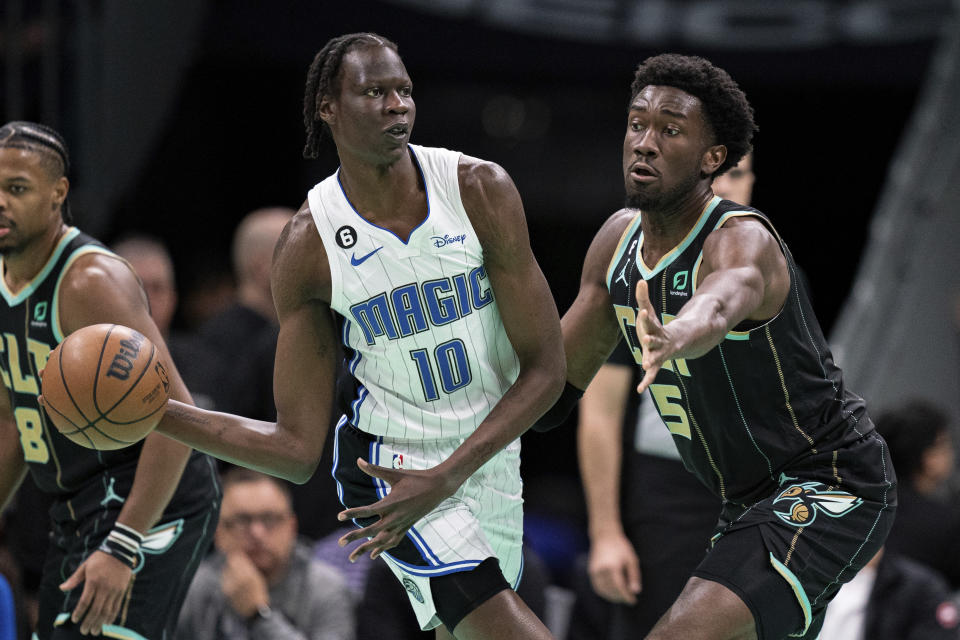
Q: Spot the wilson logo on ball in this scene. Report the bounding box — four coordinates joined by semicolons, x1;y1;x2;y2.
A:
105;334;145;381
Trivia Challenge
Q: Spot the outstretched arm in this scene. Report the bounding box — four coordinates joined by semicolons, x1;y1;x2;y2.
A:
635;217;790;393
336;157;566;560
156;208;337;483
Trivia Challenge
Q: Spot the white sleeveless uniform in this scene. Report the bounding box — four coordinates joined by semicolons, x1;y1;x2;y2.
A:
308;145;524;630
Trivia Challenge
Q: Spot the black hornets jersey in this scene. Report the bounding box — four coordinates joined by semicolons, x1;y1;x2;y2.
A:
606;197;872;504
0;228;217;521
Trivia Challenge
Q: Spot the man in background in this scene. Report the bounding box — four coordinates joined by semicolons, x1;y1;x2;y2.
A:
177;468;355;640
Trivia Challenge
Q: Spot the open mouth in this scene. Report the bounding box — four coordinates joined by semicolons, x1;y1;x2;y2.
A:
385;124;409;137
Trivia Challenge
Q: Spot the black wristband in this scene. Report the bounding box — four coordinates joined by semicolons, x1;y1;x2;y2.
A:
97;523;143;571
531;381;584;432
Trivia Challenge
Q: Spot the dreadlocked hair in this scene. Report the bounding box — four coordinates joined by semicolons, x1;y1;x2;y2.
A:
0;120;73;223
302;32;398;159
630;54;757;178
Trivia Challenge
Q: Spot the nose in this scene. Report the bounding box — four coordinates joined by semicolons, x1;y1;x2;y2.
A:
385;89;410;114
630;127;658;158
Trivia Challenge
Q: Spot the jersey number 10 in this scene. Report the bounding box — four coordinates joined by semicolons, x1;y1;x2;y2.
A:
410;338;472;401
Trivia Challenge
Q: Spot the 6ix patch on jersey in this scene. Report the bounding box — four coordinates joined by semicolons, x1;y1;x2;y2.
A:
335;225;358;249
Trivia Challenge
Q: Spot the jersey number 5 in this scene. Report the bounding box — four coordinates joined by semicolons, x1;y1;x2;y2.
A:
410;338;472;401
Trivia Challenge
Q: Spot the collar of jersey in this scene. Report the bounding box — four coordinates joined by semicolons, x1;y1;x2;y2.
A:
335;144;431;246
0;227;80;306
636;196;720;279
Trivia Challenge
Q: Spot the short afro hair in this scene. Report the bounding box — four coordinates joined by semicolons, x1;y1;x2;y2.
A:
630;54;756;177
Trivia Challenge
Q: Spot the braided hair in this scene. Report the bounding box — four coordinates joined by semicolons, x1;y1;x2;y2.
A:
302;32;398;159
0;121;73;223
630;54;757;178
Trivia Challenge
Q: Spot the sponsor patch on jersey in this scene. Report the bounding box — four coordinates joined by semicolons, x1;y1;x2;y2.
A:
431;233;466;248
670;270;689;297
402;576;425;603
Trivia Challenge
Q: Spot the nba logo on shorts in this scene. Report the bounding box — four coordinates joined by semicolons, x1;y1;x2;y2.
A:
392;454;404;469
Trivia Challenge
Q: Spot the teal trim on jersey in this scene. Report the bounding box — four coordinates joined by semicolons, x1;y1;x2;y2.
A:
769;553;812;636
636;196;720;279
605;211;642;290
54;614;150;640
0;228;80;306
51;245;118;342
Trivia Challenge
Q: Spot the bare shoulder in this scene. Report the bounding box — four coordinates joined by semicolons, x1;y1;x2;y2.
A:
456;154;526;260
704;214;783;262
271;202;330;314
60;251;142;302
585;208;639;272
57;251;148;333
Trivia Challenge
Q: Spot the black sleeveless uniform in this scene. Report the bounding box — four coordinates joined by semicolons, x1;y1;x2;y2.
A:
0;228;220;640
606;198;897;640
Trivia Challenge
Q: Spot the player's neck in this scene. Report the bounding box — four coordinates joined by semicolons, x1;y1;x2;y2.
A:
2;223;68;293
640;188;713;261
337;151;426;239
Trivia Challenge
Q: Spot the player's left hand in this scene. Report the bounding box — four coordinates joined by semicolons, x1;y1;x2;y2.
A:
60;550;133;635
336;458;457;562
634;279;675;394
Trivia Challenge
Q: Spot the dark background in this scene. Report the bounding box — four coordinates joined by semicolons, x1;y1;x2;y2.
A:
5;0;948;556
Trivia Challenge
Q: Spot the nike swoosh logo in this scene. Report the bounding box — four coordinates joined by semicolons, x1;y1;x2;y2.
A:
350;246;384;266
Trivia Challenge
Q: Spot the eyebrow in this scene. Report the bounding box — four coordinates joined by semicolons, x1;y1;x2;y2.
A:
629;104;689;120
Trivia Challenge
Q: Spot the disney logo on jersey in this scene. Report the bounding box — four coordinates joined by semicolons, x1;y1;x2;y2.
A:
772;481;862;528
350;266;493;346
431;233;466;248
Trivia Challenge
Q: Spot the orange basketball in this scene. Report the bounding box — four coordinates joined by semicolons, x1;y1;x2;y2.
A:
41;323;170;450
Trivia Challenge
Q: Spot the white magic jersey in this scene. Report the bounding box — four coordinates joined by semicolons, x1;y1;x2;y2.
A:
308;144;520;441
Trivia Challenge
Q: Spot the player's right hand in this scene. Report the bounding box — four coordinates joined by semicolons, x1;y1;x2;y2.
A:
588;530;642;605
60;550;132;635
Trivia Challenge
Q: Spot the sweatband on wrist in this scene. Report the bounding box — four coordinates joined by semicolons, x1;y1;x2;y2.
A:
97;523;143;570
530;381;584;432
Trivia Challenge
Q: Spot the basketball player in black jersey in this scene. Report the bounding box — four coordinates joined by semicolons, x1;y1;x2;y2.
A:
537;55;897;639
0;121;220;639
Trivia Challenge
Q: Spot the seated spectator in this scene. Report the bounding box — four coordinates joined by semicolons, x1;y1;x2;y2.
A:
176;469;355;639
876;400;960;587
819;547;960;639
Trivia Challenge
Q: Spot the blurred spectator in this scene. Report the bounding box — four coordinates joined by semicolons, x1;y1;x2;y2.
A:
199;207;293;418
876;400;960;588
819;547;960;639
177;468;354;640
112;235;224;410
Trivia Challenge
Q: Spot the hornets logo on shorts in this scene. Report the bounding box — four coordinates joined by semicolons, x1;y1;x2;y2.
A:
773;482;862;527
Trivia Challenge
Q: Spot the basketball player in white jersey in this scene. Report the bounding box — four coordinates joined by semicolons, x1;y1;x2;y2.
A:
143;32;565;639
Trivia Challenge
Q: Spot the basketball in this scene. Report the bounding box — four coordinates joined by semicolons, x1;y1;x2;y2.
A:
41;323;170;450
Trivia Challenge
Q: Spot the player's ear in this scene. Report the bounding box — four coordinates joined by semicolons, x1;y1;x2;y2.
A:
317;94;336;125
52;176;69;211
702;144;726;178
